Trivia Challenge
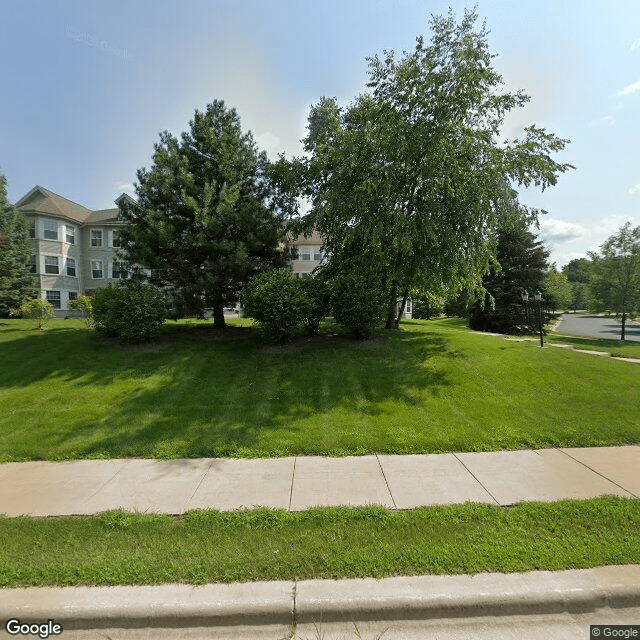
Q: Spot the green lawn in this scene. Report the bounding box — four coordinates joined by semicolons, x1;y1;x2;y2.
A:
1;497;638;587
0;316;638;462
547;332;640;358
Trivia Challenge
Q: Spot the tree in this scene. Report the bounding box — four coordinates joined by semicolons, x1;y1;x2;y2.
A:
118;101;290;328
278;9;573;330
542;268;572;316
588;222;640;340
562;257;593;310
0;173;37;317
468;224;549;333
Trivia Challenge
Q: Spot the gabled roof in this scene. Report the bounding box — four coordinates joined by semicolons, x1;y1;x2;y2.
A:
14;186;93;223
14;186;135;226
85;208;120;223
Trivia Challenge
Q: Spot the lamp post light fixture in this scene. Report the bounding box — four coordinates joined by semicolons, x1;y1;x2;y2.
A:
534;289;544;347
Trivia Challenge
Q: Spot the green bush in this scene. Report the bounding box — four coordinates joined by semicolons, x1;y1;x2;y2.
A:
93;282;167;342
330;269;387;339
243;269;313;343
68;294;94;327
11;298;54;330
300;273;331;335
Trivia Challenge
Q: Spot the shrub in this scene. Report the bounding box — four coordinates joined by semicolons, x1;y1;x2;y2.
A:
330;269;387;339
93;282;167;342
68;294;94;327
10;298;54;330
300;273;331;335
243;269;313;343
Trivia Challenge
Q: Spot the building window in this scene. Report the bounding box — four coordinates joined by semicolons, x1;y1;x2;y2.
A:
301;250;311;261
91;260;103;279
44;256;59;275
68;291;78;302
29;219;36;239
91;230;103;247
66;226;75;244
111;261;128;279
45;290;61;309
44;220;58;240
314;250;323;261
66;258;76;277
27;255;37;273
111;230;121;248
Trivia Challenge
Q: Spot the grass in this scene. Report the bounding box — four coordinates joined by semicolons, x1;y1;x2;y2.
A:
0;316;638;462
547;332;640;358
0;497;638;587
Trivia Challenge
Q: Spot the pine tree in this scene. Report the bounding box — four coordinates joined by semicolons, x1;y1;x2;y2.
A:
0;174;37;317
468;224;549;334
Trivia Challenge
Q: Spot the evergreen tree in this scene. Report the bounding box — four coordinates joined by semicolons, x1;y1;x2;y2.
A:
118;101;290;327
0;173;37;317
468;224;549;334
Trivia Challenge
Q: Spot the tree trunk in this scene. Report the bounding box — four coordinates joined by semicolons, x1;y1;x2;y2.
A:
385;280;398;330
621;309;626;341
395;284;411;328
212;297;226;328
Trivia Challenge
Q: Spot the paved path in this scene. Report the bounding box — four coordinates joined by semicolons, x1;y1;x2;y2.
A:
557;312;640;341
1;446;639;517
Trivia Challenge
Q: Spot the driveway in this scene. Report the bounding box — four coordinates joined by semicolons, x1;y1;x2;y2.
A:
556;312;640;342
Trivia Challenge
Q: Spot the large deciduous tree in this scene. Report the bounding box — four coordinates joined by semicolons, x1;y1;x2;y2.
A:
118;101;290;327
0;173;37;317
588;222;640;340
278;9;573;330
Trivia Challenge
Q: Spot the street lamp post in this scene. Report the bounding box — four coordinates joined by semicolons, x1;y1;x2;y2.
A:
534;290;544;347
521;290;530;330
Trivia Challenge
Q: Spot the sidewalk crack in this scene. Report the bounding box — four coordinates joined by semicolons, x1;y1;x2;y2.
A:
556;448;638;498
452;453;501;505
85;458;132;501
288;457;297;511
376;455;397;509
184;458;216;512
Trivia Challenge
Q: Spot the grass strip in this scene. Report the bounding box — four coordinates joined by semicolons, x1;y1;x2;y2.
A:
0;497;638;587
547;332;640;358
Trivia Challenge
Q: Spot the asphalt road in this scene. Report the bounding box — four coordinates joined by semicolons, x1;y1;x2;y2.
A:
556;312;640;342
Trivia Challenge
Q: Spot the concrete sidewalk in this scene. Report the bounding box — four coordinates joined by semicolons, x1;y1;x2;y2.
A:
2;566;639;638
1;445;638;517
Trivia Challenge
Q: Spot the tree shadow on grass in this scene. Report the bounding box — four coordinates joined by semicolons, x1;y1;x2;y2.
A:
0;323;455;460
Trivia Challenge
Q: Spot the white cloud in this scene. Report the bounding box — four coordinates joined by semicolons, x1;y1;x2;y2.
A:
629;184;640;195
537;214;638;266
588;115;615;128
254;131;282;159
115;181;135;195
538;217;584;242
617;80;640;96
630;38;640;52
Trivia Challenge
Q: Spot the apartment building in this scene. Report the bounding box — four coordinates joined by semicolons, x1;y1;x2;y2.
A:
14;186;136;315
14;186;365;316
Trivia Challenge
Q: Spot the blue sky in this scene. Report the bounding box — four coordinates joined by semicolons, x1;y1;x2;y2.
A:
1;0;639;266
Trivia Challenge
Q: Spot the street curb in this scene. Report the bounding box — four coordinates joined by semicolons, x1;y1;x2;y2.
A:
1;567;639;632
